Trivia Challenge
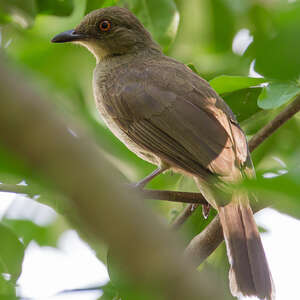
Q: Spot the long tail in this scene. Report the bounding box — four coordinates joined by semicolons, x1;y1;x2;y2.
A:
218;191;274;300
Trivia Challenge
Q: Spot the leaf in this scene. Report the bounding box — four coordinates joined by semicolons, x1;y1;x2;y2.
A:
0;0;37;27
243;166;300;220
209;75;267;94
258;81;300;109
3;219;56;248
36;0;74;16
248;3;300;80
0;223;24;282
99;282;120;300
85;0;118;14
223;87;262;123
187;63;200;75
120;0;180;51
209;0;236;52
0;275;17;299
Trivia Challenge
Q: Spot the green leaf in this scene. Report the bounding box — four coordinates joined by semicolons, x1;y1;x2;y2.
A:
0;275;17;299
0;223;24;282
223;87;262;123
187;63;200;75
36;0;74;16
3;219;56;248
209;0;236;52
0;0;37;27
248;3;300;80
209;75;267;94
99;282;120;300
258;81;300;109
120;0;180;51
85;0;118;14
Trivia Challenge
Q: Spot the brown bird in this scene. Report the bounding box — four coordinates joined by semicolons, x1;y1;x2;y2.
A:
52;6;274;299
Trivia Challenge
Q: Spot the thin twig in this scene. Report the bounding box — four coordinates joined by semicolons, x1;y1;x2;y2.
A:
171;204;200;230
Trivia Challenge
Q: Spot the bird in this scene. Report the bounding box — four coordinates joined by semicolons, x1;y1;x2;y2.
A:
52;6;274;300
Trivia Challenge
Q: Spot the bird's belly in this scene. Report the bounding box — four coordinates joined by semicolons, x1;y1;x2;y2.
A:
94;93;159;166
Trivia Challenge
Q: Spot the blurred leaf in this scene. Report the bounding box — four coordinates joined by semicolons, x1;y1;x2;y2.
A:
3;219;57;248
36;0;74;16
0;0;36;27
0;223;24;282
99;281;120;300
209;0;235;52
244;167;300;219
210;75;266;94
120;0;179;51
107;250;163;300
223;87;262;123
0;144;30;185
86;0;118;14
241;108;277;136
0;275;17;300
258;81;300;109
248;3;300;80
187;63;200;75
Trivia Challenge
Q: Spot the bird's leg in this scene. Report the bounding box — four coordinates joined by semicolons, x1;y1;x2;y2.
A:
202;203;211;219
135;166;168;189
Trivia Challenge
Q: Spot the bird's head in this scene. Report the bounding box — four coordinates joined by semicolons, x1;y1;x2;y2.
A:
51;6;160;62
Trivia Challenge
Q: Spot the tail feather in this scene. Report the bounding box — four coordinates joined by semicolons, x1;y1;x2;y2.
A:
218;191;274;300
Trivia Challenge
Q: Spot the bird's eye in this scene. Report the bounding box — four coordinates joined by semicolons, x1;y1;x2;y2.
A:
99;20;111;32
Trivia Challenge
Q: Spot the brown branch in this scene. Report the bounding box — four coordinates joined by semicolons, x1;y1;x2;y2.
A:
0;57;229;300
141;189;207;204
249;95;300;152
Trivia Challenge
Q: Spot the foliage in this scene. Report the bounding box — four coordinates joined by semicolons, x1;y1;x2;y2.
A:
1;0;300;299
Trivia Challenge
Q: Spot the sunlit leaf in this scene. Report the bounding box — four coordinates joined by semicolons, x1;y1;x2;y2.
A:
258;81;300;109
209;75;266;94
0;223;24;282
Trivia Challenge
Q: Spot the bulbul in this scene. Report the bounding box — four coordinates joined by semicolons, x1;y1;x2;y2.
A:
52;6;274;299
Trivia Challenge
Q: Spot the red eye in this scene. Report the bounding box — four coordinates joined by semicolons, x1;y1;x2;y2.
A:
99;20;111;32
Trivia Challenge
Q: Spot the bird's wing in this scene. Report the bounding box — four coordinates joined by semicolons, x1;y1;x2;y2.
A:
104;59;250;180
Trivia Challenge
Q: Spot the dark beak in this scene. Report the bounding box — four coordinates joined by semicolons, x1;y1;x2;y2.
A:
51;29;87;43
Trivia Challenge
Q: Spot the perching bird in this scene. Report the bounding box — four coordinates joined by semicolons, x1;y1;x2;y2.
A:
52;6;274;300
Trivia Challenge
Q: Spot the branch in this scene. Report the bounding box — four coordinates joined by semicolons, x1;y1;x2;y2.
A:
0;57;229;300
141;189;207;204
249;95;300;152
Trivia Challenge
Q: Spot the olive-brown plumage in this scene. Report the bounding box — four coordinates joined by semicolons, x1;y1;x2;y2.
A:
52;6;274;299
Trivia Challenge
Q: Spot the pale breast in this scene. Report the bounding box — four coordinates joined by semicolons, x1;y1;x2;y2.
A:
92;75;160;166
